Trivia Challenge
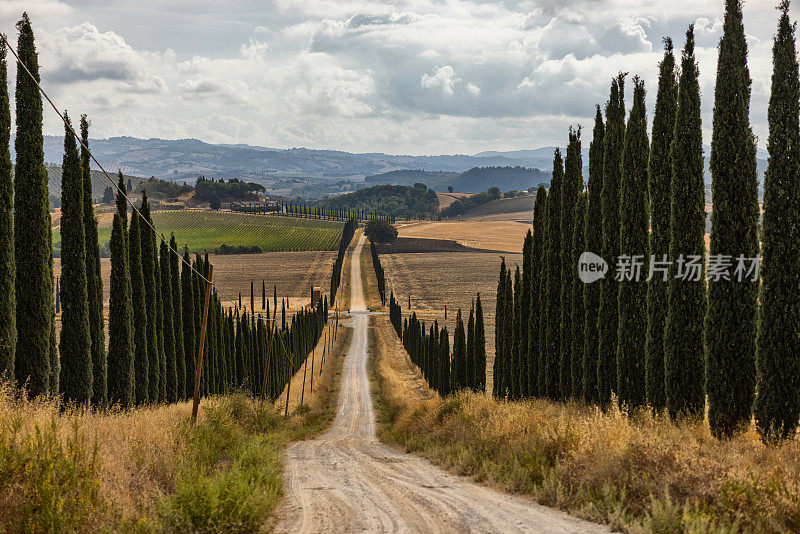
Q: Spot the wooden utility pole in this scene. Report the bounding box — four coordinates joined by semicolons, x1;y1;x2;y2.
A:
191;265;214;424
260;318;276;401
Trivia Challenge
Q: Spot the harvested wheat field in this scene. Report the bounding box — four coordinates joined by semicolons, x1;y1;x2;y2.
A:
397;220;530;253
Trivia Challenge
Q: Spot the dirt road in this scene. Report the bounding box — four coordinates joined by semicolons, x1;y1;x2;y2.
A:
273;234;608;533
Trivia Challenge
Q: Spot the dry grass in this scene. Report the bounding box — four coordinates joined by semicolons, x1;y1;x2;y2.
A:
397;220;530;253
370;316;800;533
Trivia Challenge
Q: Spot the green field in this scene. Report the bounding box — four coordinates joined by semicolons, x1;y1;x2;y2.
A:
56;210;344;253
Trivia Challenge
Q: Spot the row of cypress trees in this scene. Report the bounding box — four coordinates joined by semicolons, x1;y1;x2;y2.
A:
329;218;357;306
394;292;486;395
278;201;395;224
496;0;800;444
370;240;386;305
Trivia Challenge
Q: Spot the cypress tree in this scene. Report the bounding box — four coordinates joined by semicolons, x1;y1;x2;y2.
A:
571;193;587;399
453;309;466;391
706;0;759;439
250;280;254;312
439;327;450;396
755;1;800;443
583;107;604;404
493;259;506;398
503;269;514;397
262;280;266;310
14;14;52;396
475;294;486;393
597;74;626;408
160;240;177;402
511;266;522;399
466;304;475;390
81;116;106;405
664;26;706;419
170;235;186;400
58;114;92;404
155;240;165;401
617;77;649;410
116;172;127;229
519;231;532;397
140;194;160;401
528;186;546;398
646;39;678;410
538;194;549;396
129;210;148;404
561;127;582;400
107;212;134;407
545;149;563;400
0;43;15;379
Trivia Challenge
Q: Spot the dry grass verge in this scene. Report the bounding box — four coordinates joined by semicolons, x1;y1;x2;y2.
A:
369;317;800;533
0;324;350;533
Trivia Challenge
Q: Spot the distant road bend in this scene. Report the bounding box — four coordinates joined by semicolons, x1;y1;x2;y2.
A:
273;234;609;533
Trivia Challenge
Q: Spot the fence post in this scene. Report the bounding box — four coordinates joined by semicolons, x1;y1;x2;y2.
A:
191;265;214;425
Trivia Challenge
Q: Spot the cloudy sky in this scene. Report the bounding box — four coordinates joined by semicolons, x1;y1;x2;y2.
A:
0;0;791;155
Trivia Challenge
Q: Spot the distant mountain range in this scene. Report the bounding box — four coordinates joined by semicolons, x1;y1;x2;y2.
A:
20;136;766;200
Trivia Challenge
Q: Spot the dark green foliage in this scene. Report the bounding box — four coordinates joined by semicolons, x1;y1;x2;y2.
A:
561;127;582;400
107;213;134;407
452;309;467;392
528;187;546;398
583;107;604;404
116;172;127;230
330;219;356;306
493;259;507;398
370;241;386;305
646;40;677;410
364;219;398;244
319;184;434;220
474;294;486;393
170;235;186;400
597;74;626;408
706;0;759;439
545;149;563;400
139;194;160;402
755;1;800;443
14;14;52;396
538;197;549;397
81;116;106;406
519;231;532;397
0;42;15;378
664;26;707;419
129;211;148;404
616;78;649;410
155;240;165;402
571;193;587;399
503;268;513;398
58;114;92;404
511;267;522;399
439;327;450;396
466;305;475;390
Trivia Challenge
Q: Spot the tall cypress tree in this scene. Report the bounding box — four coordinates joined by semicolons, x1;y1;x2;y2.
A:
452;309;467;391
160;240;177;403
129;210;148;404
538;192;549;396
0;43;15;379
107;212;134;407
755;1;800;444
583;106;604;404
646;39;677;410
706;0;759;439
617;77;649;410
493;259;506;398
519;231;532;397
597;74;626;408
545;149;563;400
58;114;92;404
170;235;186;400
14;14;52;396
81;116;106;406
571;193;587;399
561;127;582;400
154;237;165;402
510;266;521;399
139;194;160;401
439;327;450;396
466;304;475;390
475;293;486;392
664;26;706;420
528;186;546;398
503;269;514;398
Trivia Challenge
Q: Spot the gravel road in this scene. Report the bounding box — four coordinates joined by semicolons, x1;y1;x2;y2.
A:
273;234;610;533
